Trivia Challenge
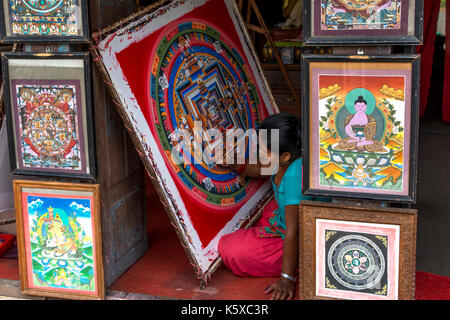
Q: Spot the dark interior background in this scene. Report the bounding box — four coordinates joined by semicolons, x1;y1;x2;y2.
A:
416;35;450;277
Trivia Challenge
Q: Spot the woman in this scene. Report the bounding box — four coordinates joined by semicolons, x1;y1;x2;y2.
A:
218;113;314;300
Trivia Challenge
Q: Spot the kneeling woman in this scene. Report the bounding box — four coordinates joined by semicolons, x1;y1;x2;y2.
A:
218;113;314;300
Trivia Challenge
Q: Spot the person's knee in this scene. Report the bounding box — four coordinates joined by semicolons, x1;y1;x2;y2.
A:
218;233;233;258
218;231;245;261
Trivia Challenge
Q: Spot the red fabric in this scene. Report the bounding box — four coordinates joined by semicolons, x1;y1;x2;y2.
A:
115;0;270;248
218;198;284;277
443;4;450;121
415;271;450;300
417;0;441;117
0;234;15;257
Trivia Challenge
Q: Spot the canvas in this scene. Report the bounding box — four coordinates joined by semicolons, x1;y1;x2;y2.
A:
299;200;417;300
93;0;277;281
0;0;89;42
13;180;104;300
1;52;96;179
303;0;423;44
302;55;420;202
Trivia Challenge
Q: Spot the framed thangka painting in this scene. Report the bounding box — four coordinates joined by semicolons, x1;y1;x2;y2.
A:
13;180;104;300
302;0;423;45
0;0;89;42
302;55;420;203
299;200;417;300
93;0;278;281
1;52;96;179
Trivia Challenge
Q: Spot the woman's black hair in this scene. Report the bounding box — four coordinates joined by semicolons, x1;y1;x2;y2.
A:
258;113;302;160
354;95;367;105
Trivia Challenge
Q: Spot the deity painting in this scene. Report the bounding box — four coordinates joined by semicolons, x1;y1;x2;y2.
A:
304;58;419;201
10;80;87;175
1;0;85;38
14;181;103;299
303;1;422;44
321;0;403;31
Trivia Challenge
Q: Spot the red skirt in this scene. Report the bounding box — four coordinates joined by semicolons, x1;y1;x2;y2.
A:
218;198;283;277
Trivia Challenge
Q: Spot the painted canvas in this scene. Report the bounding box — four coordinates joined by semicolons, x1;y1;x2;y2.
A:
302;56;420;202
303;0;423;44
11;81;84;172
14;180;104;300
1;52;96;179
0;0;88;41
321;0;404;31
317;220;398;300
299;200;417;300
94;0;277;281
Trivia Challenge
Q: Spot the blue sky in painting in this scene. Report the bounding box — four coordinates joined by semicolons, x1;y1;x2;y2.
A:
27;195;92;218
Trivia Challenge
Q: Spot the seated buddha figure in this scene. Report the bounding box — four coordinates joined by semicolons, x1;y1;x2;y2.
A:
335;95;384;153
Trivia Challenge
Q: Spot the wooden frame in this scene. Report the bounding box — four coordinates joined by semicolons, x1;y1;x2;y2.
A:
299;200;417;300
0;0;90;43
90;0;277;286
303;0;423;45
302;54;420;203
13;180;104;300
1;52;97;180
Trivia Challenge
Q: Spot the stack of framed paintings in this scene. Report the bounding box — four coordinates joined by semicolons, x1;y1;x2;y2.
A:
300;1;423;300
0;2;103;299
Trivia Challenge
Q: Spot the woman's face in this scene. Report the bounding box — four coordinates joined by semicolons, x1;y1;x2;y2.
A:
355;102;367;113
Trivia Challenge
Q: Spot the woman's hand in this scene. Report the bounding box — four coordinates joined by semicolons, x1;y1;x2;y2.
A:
265;278;296;300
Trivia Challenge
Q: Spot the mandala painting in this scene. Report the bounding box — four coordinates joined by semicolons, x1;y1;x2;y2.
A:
316;219;399;300
14;181;104;299
11;81;85;173
150;22;260;207
299;201;417;300
96;0;277;278
303;57;420;201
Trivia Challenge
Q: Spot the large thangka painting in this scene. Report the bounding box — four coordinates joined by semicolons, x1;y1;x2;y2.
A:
14;180;104;299
95;0;277;279
303;0;423;44
0;0;87;41
302;56;420;202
